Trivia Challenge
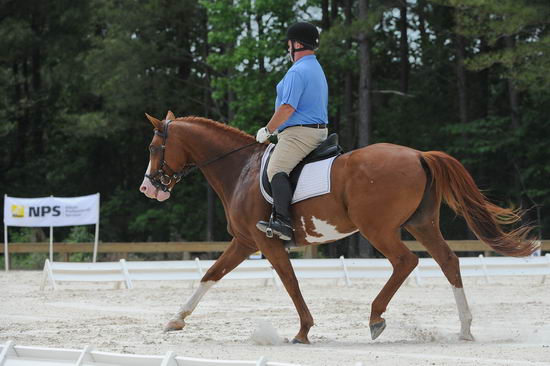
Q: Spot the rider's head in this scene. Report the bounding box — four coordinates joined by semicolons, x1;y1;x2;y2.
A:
286;22;319;62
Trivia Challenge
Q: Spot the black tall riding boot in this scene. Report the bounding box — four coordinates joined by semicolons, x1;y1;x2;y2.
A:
256;172;294;241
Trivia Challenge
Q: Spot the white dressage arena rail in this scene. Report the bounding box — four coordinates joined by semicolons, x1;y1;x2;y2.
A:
41;254;550;290
0;340;300;366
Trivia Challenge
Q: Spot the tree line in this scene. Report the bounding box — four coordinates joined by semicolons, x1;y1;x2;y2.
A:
1;0;548;259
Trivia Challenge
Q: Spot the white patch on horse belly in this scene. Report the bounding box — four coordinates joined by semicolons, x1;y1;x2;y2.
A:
300;216;357;244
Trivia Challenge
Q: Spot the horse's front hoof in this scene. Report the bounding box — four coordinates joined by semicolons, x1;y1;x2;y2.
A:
370;319;386;340
164;319;185;332
291;337;310;344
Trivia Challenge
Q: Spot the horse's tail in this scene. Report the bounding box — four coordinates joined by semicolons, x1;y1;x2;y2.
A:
421;151;539;257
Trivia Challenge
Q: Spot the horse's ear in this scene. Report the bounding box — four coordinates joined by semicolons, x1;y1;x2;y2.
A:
165;110;176;120
145;113;163;130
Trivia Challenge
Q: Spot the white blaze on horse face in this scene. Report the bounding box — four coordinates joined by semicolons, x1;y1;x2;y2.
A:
173;280;216;321
300;216;358;244
140;162;156;198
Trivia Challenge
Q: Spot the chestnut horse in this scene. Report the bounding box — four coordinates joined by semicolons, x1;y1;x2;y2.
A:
139;111;537;343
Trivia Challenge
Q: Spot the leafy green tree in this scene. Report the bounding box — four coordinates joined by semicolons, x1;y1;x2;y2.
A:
447;0;550;91
201;0;297;131
439;0;550;235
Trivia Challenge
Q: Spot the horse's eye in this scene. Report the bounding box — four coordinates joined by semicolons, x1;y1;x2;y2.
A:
149;145;160;154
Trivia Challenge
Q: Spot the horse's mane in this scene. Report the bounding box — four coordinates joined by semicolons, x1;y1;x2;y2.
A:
175;116;255;142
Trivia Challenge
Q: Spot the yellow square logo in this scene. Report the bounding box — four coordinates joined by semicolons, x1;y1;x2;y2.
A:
11;205;25;218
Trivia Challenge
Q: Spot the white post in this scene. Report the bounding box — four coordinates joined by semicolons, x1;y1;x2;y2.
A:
0;340;16;363
3;194;8;272
339;255;351;286
195;257;203;277
255;356;267;366
161;351;177;366
41;259;57;291
4;223;8;272
93;193;100;263
119;259;133;289
75;345;93;366
542;253;550;285
478;254;490;284
413;266;422;286
271;267;281;289
49;226;53;262
49;195;54;262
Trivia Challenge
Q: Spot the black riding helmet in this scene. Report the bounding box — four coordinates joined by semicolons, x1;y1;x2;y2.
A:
286;22;320;50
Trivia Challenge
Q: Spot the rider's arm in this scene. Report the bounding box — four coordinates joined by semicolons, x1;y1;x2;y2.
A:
266;104;295;133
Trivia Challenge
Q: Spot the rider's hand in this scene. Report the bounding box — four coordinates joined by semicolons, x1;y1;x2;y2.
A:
255;126;272;143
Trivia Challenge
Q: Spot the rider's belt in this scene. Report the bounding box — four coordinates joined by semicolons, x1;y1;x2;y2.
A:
295;123;327;129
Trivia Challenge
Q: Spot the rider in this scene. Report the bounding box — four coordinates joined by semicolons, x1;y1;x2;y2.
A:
256;22;329;241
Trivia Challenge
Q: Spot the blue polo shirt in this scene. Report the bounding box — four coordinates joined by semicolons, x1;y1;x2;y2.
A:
275;55;329;131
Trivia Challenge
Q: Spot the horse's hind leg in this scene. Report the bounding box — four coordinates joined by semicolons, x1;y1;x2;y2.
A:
405;222;474;341
361;229;419;340
165;238;256;331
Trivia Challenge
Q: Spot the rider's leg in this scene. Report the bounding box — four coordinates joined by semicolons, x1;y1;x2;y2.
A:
257;126;327;241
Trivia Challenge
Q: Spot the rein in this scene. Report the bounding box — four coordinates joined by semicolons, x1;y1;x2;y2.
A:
196;141;257;168
146;119;256;192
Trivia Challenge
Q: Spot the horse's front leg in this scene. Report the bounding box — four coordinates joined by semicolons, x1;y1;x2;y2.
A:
257;236;314;344
165;238;256;331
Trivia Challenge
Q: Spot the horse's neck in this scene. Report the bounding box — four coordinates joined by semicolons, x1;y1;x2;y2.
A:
177;119;263;205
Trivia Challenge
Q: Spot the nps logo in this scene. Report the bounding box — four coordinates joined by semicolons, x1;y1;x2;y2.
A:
10;205;61;218
11;205;25;218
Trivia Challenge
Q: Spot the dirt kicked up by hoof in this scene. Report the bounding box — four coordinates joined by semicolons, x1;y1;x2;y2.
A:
250;320;284;345
164;319;186;332
370;319;387;340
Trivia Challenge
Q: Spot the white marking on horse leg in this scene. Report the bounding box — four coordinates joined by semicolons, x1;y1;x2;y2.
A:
300;216;358;244
452;286;474;341
165;280;216;331
175;280;215;319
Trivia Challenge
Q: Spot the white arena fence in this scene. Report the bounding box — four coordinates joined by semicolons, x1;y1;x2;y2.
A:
41;254;550;290
0;340;300;366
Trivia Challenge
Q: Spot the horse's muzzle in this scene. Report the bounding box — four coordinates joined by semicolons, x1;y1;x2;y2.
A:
140;178;171;201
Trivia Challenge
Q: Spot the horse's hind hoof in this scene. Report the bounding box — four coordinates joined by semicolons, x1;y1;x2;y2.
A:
370;319;386;340
164;319;185;332
459;332;475;341
291;337;310;344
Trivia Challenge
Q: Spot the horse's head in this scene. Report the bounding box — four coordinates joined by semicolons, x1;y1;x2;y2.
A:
139;111;194;201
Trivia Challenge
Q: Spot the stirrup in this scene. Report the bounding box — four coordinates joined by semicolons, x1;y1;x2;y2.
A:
271;217;294;241
265;215;275;238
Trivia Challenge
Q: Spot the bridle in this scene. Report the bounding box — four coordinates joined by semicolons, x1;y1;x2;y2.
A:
145;120;193;192
145;119;256;192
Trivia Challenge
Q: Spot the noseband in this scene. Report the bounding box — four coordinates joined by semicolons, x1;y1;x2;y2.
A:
146;119;256;192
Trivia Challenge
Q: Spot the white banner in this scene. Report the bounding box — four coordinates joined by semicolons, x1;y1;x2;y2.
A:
4;194;99;227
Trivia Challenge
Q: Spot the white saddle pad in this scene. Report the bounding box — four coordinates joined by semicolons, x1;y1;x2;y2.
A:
260;143;337;205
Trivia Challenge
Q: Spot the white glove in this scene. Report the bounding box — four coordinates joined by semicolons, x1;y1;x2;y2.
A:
255;126;272;143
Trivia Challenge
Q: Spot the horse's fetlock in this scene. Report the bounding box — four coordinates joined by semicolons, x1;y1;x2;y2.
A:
176;310;191;321
370;303;387;320
301;317;314;330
